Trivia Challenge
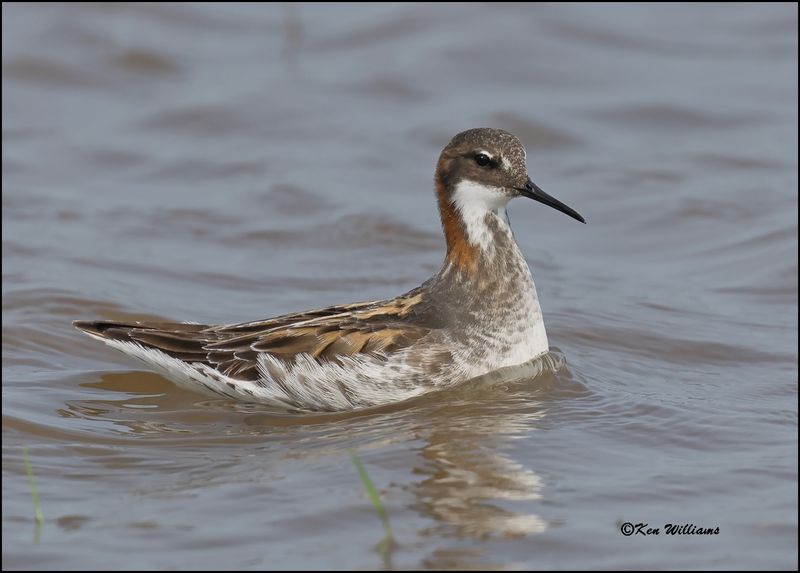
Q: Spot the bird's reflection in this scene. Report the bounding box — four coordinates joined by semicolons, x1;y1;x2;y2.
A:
63;353;576;567
410;355;562;544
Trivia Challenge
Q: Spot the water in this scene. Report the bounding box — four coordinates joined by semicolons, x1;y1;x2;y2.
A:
2;3;797;570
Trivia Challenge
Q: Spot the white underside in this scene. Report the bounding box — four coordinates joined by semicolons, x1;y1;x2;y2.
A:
89;334;474;411
87;326;548;412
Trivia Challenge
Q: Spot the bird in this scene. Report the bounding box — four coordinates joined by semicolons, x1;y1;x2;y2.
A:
74;128;585;412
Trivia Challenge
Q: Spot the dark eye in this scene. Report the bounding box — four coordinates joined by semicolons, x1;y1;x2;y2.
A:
474;153;491;167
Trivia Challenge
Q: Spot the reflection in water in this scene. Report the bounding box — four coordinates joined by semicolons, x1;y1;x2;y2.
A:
417;429;546;539
60;355;567;552
411;357;562;549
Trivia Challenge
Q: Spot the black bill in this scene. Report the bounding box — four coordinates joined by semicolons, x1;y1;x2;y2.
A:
517;179;585;224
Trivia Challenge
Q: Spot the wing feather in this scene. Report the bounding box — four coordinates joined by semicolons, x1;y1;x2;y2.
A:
74;291;430;383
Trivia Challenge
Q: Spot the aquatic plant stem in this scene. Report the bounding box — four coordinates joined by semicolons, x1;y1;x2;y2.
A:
22;445;44;525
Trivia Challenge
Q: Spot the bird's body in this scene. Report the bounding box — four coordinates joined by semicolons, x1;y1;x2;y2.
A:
75;128;584;411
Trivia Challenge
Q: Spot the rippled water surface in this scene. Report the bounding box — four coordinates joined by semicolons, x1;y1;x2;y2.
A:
3;3;797;570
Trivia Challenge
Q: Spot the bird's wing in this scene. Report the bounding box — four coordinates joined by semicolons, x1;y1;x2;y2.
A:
73;292;431;381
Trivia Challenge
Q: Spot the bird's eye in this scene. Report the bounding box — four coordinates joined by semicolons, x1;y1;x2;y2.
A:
474;153;491;167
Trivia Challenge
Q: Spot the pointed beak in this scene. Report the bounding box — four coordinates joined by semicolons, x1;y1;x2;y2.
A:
516;179;585;224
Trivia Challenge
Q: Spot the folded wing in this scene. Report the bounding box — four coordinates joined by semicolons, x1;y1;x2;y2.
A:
73;293;431;381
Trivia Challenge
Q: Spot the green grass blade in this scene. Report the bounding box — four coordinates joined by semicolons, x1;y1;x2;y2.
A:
22;445;44;524
350;450;393;538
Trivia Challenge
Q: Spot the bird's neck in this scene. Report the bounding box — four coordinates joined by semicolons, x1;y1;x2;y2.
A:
431;179;549;365
436;179;519;276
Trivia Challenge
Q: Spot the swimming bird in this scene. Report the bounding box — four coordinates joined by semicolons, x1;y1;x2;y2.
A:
74;128;584;411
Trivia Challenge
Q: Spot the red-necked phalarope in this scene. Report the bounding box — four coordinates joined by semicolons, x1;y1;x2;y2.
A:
75;128;585;411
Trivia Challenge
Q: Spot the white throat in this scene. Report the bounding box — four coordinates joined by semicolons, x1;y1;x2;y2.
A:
452;180;512;250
